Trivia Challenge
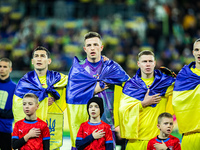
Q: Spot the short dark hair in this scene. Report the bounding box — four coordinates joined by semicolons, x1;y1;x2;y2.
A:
32;46;50;58
0;58;12;68
193;38;200;49
158;112;173;124
23;93;39;104
84;32;101;41
138;50;155;60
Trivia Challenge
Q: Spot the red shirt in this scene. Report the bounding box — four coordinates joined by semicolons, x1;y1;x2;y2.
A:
147;135;181;150
12;118;50;150
76;120;113;150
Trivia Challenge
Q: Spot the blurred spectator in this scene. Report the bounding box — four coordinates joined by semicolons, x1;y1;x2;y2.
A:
1;0;200;78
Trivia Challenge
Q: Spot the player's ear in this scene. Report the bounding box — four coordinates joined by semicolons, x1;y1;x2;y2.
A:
157;124;161;130
9;67;12;73
36;104;39;110
48;58;52;65
83;46;86;52
137;61;140;67
100;45;104;52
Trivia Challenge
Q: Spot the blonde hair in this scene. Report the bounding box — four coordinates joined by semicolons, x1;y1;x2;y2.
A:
23;93;39;104
138;50;155;60
158;112;173;124
0;58;12;68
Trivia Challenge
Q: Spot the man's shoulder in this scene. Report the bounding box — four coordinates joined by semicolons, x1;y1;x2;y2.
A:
6;79;17;89
103;59;118;66
78;59;86;65
10;80;17;86
0;78;16;87
20;71;34;79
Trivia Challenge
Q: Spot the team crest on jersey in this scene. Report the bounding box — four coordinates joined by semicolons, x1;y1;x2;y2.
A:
46;118;55;136
93;74;99;78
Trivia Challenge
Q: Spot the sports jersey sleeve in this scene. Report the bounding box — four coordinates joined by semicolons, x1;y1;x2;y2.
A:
105;125;113;150
12;138;26;149
173;138;181;150
147;139;154;150
12;122;26;149
42;123;50;150
43;140;50;150
42;123;50;140
12;122;19;139
75;124;94;149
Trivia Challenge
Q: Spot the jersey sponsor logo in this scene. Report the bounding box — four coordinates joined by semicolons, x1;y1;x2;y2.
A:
93;74;99;78
19;129;23;133
84;132;89;135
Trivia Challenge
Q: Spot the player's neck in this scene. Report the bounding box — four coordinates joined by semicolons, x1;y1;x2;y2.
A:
141;73;154;79
35;68;47;77
89;116;101;123
25;114;37;121
196;62;200;69
158;132;170;139
87;56;101;63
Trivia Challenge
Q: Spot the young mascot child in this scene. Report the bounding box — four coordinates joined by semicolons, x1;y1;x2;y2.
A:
12;93;50;150
76;97;113;150
147;112;181;150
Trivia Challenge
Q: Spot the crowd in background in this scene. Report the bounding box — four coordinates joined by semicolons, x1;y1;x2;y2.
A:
0;0;200;78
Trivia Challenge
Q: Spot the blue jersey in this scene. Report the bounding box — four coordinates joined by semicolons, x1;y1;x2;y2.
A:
0;77;16;133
